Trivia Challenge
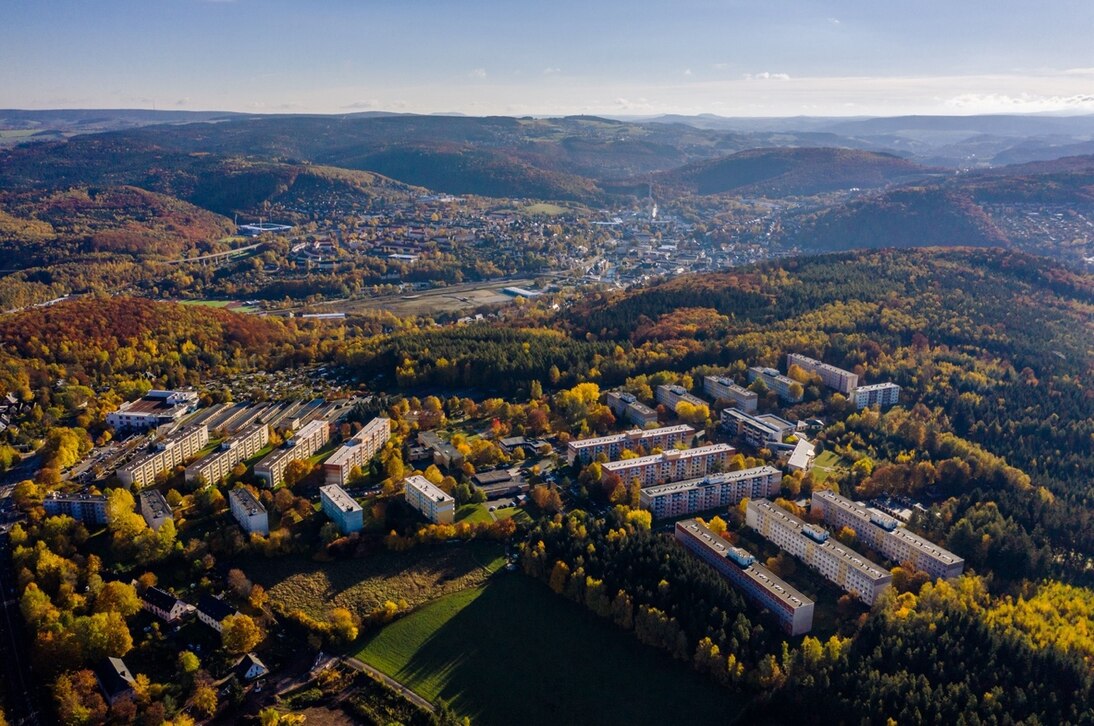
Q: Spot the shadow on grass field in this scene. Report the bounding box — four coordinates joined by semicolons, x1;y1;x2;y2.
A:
355;574;748;726
245;542;505;619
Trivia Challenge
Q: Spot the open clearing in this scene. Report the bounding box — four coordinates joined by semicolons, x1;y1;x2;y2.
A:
355;574;747;726
244;542;504;619
342;278;537;317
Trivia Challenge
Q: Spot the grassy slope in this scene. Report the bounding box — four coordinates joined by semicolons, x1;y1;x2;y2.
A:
245;542;504;619
355;574;746;726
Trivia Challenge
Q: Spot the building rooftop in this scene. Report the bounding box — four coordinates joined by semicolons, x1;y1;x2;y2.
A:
569;424;696;449
749;499;890;581
855;382;900;392
677;519;812;610
602;443;733;471
138;490;172;521
642;466;780;497
405;474;455;504
229;486;266;515
320;484;363;513
141;586;183;612
787;354;858;382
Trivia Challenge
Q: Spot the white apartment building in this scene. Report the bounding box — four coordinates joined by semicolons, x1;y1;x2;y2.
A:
185;423;269;485
746;498;892;605
118;425;209;488
604;391;659;427
655;384;707;412
676;519;814;635
853;382;901;409
747;367;803;403
228;486;269;535
639;466;781;519
566;424;695;464
404;474;456;524
786;353;859;395
323;417;391;486
319;484;364;534
255;419;330;488
702;376;759;413
601;444;734;487
811;490;964;579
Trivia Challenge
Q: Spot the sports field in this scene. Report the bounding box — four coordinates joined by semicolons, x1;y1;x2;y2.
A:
355;574;747;725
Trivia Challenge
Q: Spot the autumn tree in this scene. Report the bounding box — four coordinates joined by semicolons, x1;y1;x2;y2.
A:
221;613;262;654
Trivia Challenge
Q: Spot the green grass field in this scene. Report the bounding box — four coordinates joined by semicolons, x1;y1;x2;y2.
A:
355;575;747;725
455;503;493;524
811;450;847;483
245;543;504;619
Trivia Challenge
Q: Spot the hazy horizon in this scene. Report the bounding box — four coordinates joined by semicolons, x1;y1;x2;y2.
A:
5;1;1094;118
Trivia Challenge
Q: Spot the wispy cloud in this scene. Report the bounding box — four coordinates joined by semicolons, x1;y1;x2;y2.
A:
744;72;791;81
469;68;487;79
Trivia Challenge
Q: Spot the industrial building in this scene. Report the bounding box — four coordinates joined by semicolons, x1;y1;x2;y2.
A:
639;466;781;519
786;354;859;395
566;424;695;464
746;499;892;605
675;519;814;635
319;484;364;534
747;367;803;403
255;419;329;488
106;389;199;431
404;474;456;524
185;423;269;485
702;375;759;413
811;490;964;579
601;443;734;487
853;382;901;409
228;486;269;535
118;424;209;488
323;418;391;486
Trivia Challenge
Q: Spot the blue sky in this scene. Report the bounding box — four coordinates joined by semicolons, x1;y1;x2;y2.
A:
3;0;1094;116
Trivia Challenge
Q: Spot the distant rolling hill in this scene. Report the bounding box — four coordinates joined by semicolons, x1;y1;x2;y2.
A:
650;147;936;197
787;187;1008;251
785;154;1094;254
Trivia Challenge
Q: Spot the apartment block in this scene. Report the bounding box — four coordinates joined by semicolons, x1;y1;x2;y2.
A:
675;519;813;635
639;466;781;519
702;375;759;413
117;424;209;488
320;484;363;534
323;417;391;486
601;443;734;487
605;391;659;427
106;389;199;431
853;382;901;410
811;490;964;579
747;367;803;403
44;492;108;525
655;384;707;413
185;423;268;485
138;489;173;531
404;474;456;524
228;486;269;535
720;408;795;448
255;419;330;488
566;424;695;464
786;353;858;395
746;499;892;605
